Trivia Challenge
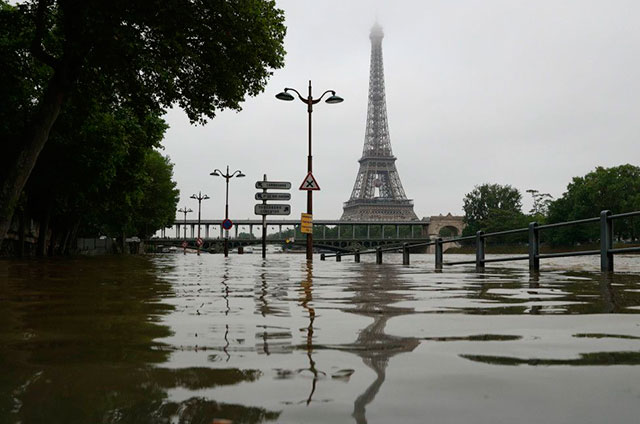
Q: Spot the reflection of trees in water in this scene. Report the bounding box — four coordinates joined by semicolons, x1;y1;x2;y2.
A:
0;257;280;423
347;264;420;424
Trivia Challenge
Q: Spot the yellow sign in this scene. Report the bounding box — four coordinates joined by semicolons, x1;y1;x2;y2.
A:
301;213;313;234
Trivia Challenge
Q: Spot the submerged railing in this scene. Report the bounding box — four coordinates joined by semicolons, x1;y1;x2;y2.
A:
321;210;640;272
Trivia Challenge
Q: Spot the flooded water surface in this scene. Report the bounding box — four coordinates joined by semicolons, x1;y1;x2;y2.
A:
1;253;640;423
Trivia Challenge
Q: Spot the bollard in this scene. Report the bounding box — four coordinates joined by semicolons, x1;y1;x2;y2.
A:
336;252;341;262
320;253;325;261
376;247;383;264
354;249;360;263
475;231;485;271
402;243;410;265
435;238;443;269
600;210;613;272
528;222;539;271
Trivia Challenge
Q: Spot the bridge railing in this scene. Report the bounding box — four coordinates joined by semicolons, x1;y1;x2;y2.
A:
321;210;640;272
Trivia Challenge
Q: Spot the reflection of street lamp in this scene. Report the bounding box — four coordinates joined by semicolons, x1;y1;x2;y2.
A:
276;81;343;261
190;191;209;255
210;165;245;257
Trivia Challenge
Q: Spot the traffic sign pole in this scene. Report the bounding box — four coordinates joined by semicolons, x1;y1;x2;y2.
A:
262;174;267;259
254;176;291;259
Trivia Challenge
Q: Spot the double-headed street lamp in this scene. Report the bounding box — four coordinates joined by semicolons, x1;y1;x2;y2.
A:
276;81;343;261
177;206;193;255
210;165;245;257
177;207;193;239
190;191;209;255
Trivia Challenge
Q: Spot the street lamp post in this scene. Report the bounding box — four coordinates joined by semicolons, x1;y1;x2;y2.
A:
210;165;245;257
190;191;209;255
276;81;343;261
177;206;193;254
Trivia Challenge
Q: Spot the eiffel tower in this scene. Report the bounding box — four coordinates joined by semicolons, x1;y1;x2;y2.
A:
341;23;418;221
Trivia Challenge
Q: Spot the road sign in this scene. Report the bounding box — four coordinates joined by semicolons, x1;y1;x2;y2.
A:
196;237;203;246
255;192;291;201
254;204;291;216
222;219;233;230
181;241;188;248
255;181;291;190
299;172;320;191
301;213;313;234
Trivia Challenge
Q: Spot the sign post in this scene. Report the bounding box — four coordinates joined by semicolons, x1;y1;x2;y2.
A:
261;175;267;259
255;176;291;259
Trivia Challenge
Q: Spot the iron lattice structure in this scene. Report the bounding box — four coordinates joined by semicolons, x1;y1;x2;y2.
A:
341;23;418;221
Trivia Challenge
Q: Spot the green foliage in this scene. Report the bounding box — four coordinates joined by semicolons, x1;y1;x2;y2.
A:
546;165;640;245
462;183;524;237
526;189;553;220
0;0;287;247
12;0;286;123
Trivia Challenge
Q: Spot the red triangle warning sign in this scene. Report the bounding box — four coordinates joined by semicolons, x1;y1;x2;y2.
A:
299;172;320;191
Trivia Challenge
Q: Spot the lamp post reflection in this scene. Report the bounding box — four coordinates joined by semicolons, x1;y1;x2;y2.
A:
299;261;324;405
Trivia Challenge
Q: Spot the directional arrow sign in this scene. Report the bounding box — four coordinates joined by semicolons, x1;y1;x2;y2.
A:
255;192;291;201
254;204;291;216
255;181;291;190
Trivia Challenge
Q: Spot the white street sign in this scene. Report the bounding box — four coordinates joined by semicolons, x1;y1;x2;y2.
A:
255;181;291;190
255;192;291;201
254;204;291;216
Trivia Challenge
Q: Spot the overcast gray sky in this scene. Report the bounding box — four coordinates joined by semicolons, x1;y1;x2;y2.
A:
162;0;640;222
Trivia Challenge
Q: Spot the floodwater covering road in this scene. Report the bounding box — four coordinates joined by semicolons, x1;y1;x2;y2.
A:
1;253;640;423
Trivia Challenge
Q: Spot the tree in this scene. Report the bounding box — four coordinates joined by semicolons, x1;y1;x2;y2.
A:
23;83;170;254
462;183;523;236
131;151;180;239
526;189;553;218
0;0;286;244
546;164;640;245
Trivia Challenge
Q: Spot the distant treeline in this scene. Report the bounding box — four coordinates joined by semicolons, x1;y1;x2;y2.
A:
461;164;640;246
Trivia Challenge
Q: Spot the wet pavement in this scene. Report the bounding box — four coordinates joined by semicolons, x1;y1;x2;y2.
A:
1;253;640;423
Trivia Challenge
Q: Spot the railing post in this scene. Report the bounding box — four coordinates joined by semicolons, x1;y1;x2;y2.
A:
354;249;360;263
376;247;383;264
435;238;443;270
528;222;540;271
336;252;341;262
320;253;325;261
600;210;613;272
402;243;410;265
475;231;485;271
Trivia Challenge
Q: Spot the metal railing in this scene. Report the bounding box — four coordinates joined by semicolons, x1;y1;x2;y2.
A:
321;210;640;272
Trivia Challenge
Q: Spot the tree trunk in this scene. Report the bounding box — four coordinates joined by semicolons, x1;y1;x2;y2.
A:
59;228;70;255
36;206;51;257
47;227;58;257
18;209;26;257
0;73;68;246
66;221;80;255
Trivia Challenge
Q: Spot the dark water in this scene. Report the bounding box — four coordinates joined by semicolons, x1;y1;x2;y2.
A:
1;254;640;423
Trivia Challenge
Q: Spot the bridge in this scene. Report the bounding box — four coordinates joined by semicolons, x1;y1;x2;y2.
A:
150;215;464;253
